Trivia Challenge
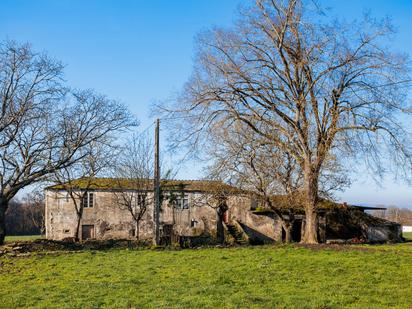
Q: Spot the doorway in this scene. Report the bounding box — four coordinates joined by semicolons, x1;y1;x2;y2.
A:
291;220;302;242
81;225;94;240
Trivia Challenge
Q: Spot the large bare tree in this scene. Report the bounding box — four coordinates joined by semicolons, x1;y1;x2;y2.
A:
208;122;349;242
0;41;136;244
159;0;412;243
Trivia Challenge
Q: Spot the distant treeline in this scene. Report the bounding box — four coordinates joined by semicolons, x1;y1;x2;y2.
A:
5;192;44;236
370;207;412;226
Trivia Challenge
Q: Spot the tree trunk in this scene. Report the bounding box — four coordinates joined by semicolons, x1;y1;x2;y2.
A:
216;213;225;244
74;214;81;242
301;166;319;244
283;223;292;243
303;208;318;244
0;197;7;245
135;221;140;241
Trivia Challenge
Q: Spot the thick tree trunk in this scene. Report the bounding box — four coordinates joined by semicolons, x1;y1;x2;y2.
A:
301;166;319;244
302;208;318;244
0;198;7;245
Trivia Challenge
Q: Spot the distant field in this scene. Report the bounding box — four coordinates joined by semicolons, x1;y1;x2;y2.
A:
1;244;411;308
4;235;42;242
403;232;412;240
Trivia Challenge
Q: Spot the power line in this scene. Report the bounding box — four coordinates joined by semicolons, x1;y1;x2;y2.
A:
159;114;199;121
133;121;155;138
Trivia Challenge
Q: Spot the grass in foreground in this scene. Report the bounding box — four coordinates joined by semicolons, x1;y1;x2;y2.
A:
4;235;42;243
1;244;412;308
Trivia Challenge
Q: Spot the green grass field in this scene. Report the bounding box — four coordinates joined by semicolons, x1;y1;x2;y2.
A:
1;244;412;308
403;232;412;240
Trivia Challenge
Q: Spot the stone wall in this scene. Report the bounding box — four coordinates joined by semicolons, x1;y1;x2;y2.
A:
45;190;155;241
228;195;280;242
45;189;280;242
46;189;401;244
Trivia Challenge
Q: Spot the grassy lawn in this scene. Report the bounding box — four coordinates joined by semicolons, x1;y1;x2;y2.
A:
4;235;42;243
403;232;412;240
1;245;412;308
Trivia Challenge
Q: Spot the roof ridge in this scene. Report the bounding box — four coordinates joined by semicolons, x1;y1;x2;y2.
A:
45;177;236;191
70;177;224;182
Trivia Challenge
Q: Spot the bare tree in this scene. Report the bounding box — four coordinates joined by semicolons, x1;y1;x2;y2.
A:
372;206;412;225
22;190;45;235
188;180;240;244
5;194;45;236
113;131;177;241
0;41;136;244
51;142;114;241
208;122;350;242
158;0;411;243
113;133;154;240
206;123;300;242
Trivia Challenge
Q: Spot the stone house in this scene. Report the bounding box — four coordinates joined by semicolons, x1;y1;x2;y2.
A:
45;178;274;243
45;178;402;244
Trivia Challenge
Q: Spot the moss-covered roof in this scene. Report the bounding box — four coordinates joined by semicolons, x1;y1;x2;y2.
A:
45;177;242;193
252;198;361;214
46;178;374;213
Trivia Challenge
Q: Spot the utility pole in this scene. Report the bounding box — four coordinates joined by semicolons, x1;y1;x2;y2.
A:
154;118;161;245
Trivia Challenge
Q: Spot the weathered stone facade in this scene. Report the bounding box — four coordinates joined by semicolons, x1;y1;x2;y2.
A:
45;179;402;244
45;187;277;243
45;190;155;240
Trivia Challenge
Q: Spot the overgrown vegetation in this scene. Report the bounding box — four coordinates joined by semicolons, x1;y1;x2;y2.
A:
0;245;411;308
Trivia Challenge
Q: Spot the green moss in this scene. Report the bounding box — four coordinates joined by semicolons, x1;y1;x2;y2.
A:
5;235;42;242
46;177;241;193
1;244;411;308
253;207;273;213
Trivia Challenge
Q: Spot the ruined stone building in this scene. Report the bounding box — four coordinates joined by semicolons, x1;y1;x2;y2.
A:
45;178;402;244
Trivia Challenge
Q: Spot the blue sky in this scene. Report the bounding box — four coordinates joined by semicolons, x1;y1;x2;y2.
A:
1;0;411;208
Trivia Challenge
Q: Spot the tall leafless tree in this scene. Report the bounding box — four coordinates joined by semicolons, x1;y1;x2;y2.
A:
113;133;155;240
207;121;349;242
51;142;115;241
0;41;136;244
159;0;412;243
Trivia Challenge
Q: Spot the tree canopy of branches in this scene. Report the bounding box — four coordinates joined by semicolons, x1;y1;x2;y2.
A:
51;142;116;241
0;40;136;244
113;133;155;240
159;0;412;243
207;121;350;242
